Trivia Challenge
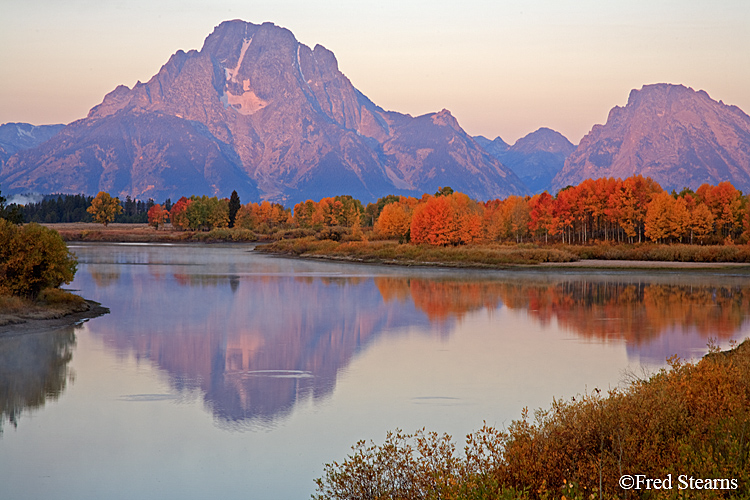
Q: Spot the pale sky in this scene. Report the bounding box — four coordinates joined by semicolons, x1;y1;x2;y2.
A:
1;0;748;144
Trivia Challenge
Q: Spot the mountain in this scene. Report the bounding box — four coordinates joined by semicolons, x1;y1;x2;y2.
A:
551;84;750;193
0;20;526;204
0;123;64;166
474;135;510;157
475;128;575;193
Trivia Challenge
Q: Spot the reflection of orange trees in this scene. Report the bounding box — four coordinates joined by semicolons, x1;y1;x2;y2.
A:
374;277;750;342
504;281;749;343
375;277;504;323
89;268;121;288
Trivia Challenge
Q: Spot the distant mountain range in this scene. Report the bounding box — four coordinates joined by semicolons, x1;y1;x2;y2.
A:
1;23;749;202
0;20;525;204
475;128;576;194
551;84;750;193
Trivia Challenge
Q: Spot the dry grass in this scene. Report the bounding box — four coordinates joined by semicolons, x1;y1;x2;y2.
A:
0;288;89;326
45;223;258;243
258;238;578;267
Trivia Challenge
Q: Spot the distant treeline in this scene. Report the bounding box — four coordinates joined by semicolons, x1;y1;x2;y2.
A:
7;175;750;247
20;194;171;224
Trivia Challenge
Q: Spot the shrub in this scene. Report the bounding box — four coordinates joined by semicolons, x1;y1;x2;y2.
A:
0;220;77;298
315;340;750;499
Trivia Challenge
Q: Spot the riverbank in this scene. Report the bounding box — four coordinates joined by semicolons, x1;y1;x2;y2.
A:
257;238;750;270
46;222;258;243
0;290;109;336
45;224;750;268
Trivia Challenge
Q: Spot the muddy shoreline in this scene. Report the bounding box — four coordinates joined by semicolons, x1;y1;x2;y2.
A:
0;299;110;337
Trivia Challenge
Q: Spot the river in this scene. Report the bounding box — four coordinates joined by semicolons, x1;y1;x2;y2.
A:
1;243;749;499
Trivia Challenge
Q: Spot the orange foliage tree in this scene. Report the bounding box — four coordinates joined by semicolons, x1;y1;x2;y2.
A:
169;197;192;231
237;201;291;232
697;182;744;240
374;197;418;242
411;193;483;245
147;204;169;230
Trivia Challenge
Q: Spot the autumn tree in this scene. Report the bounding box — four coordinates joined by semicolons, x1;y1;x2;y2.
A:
364;195;400;227
375;197;417;242
87;192;123;226
147;204;169;230
0;220;77;298
236;201;291;232
645;191;688;243
528;192;555;243
170;197;192;231
608;175;662;243
696;182;743;240
411;193;483;245
483;196;529;243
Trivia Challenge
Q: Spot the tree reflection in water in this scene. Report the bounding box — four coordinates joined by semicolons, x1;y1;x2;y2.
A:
0;326;77;432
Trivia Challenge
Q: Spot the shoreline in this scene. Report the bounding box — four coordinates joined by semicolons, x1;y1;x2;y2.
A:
257;249;750;271
0;299;110;338
41;223;750;271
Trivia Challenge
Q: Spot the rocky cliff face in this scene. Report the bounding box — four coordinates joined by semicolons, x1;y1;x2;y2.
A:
551;84;750;193
1;20;526;203
475;128;575;194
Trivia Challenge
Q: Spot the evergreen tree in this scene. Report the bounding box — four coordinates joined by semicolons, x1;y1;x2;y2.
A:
228;190;241;228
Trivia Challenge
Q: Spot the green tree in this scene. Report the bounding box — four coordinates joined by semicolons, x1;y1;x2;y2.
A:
0;220;77;298
87;192;123;226
228;190;241;228
184;196;229;231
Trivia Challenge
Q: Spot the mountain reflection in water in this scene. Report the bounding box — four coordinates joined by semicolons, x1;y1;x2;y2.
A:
66;245;749;429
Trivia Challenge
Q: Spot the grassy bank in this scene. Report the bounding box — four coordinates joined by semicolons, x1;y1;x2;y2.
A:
48;223;750;266
47;223;259;243
258;238;750;268
0;289;92;327
567;243;750;263
257;238;579;267
315;340;750;499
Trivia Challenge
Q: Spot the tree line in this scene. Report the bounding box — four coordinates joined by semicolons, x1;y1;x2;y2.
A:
8;175;750;245
16;193;168;224
104;177;750;246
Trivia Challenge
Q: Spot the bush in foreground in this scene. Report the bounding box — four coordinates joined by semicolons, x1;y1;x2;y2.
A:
315;340;750;499
0;220;77;298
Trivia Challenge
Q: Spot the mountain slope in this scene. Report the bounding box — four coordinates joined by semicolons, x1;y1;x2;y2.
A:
551;84;750;193
1;20;526;203
0;123;64;166
475;128;575;193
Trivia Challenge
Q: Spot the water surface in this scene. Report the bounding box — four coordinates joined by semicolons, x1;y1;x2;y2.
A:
2;243;749;499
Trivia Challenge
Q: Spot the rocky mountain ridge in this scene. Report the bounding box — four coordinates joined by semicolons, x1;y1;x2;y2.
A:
551;84;750;193
0;20;526;204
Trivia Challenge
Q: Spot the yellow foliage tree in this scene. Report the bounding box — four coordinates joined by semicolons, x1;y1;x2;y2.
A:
87;192;123;226
376;202;412;241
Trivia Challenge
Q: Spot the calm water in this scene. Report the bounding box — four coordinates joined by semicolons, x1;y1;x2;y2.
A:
2;243;750;499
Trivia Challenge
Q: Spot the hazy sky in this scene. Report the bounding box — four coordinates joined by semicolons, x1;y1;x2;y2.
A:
1;0;748;144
